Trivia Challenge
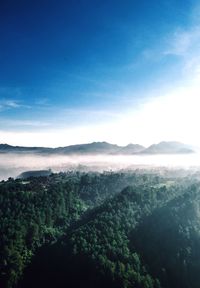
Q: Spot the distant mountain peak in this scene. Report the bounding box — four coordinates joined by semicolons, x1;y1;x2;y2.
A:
142;141;194;154
115;143;145;154
0;141;195;155
0;143;12;148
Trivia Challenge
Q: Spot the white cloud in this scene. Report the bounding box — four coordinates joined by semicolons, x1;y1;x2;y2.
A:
163;27;200;56
0;99;20;110
0;99;30;111
1;119;50;127
162;25;200;80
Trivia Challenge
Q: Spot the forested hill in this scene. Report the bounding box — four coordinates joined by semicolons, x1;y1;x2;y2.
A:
1;170;200;287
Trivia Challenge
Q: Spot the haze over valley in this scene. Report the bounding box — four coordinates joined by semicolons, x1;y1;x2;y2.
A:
0;141;199;181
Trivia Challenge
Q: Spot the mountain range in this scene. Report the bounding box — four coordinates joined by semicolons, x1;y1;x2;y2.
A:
0;141;195;155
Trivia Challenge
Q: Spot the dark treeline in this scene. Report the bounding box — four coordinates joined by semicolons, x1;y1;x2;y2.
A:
0;170;200;287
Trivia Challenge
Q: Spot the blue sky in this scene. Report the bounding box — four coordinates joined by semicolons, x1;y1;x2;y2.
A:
1;0;200;147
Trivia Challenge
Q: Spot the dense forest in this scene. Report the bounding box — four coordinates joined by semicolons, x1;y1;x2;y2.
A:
1;169;200;287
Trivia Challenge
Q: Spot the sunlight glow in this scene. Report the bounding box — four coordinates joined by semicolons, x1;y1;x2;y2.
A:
1;78;200;147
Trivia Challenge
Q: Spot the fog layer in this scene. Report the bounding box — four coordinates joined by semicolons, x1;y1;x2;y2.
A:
1;153;200;181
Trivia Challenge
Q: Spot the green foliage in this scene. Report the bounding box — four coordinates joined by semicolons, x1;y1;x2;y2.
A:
0;174;85;287
0;170;200;288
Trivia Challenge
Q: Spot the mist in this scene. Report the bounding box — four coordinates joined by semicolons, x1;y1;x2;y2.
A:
1;153;200;181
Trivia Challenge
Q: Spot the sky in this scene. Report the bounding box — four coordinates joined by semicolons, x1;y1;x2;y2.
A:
1;0;200;147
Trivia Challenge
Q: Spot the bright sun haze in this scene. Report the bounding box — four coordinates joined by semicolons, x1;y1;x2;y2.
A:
0;0;200;147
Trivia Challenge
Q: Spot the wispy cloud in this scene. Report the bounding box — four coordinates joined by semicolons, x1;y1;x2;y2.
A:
0;118;50;128
34;98;50;106
163;26;200;57
139;4;200;77
0;99;21;110
0;99;30;111
160;18;200;79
